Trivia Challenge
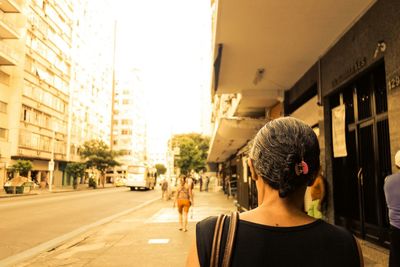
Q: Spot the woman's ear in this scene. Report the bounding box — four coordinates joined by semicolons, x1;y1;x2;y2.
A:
248;158;258;181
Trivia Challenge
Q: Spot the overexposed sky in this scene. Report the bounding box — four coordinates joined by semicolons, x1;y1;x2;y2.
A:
114;0;212;155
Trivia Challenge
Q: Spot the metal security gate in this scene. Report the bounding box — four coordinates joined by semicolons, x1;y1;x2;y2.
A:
331;62;391;245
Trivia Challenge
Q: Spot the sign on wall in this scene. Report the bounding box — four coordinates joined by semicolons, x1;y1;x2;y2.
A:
242;157;248;183
332;104;347;158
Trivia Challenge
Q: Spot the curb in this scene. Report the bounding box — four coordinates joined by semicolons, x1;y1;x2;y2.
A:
0;185;117;198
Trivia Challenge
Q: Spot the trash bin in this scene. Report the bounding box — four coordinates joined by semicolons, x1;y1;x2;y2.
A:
4;177;33;194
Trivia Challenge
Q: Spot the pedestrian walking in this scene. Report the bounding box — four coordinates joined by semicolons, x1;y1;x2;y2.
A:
161;178;169;200
204;176;209;192
174;175;193;232
187;117;363;267
199;175;203;192
384;150;400;267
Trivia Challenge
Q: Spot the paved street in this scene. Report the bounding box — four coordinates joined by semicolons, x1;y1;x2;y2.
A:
0;186;389;267
0;186;160;264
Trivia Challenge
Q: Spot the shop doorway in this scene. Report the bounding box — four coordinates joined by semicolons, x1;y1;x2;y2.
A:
330;62;391;245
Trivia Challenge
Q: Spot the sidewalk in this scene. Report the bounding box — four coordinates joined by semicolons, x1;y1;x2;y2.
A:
14;187;389;267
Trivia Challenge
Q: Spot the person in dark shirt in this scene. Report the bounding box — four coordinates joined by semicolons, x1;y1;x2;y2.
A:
186;117;362;267
384;150;400;267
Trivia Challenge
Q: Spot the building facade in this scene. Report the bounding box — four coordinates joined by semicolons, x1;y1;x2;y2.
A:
111;69;147;166
0;0;114;189
207;0;399;247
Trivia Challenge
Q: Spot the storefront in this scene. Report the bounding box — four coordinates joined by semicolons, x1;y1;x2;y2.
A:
284;0;400;246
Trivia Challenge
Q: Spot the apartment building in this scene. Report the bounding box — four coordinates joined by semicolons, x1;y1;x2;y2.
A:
67;0;114;165
112;69;147;166
0;0;25;188
0;0;114;189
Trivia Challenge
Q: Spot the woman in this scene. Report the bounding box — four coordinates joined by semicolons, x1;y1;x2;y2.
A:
187;117;363;267
174;175;193;232
306;170;326;219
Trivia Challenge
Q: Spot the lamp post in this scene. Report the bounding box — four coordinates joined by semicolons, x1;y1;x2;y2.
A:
48;129;55;192
49;118;58;192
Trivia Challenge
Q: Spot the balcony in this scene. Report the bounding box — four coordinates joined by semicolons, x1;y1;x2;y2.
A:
0;18;19;38
207;117;266;163
0;41;19;65
0;0;22;13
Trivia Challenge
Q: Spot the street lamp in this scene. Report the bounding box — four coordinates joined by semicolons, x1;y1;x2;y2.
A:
49;119;58;192
48;130;55;192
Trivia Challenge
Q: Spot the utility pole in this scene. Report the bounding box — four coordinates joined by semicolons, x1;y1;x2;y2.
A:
110;20;117;150
49;129;55;192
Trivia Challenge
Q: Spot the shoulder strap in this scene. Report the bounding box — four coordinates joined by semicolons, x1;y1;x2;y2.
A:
221;211;239;267
210;214;226;267
353;236;364;267
209;212;239;267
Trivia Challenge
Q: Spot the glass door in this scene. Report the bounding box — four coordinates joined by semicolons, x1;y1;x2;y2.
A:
332;62;391;244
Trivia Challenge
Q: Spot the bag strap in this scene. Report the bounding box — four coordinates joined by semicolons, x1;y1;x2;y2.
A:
210;214;226;267
221;211;239;267
210;212;240;267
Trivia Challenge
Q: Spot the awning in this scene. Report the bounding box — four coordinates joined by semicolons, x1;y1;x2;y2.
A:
207;117;266;163
211;0;376;95
234;89;282;117
290;96;322;127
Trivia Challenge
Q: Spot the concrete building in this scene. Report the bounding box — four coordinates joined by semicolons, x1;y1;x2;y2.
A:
0;0;114;189
0;0;25;188
67;0;114;165
207;0;399;248
111;69;147;166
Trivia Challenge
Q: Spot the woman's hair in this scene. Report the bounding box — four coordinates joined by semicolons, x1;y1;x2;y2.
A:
180;175;187;184
249;117;320;198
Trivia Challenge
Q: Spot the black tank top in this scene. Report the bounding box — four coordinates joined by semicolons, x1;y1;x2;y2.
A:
196;216;360;267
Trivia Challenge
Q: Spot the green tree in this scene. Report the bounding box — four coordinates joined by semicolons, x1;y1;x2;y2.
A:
65;162;86;189
10;160;33;177
79;140;120;188
171;133;210;175
155;163;167;175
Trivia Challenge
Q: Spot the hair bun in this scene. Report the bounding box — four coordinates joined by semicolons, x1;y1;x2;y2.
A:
279;153;301;197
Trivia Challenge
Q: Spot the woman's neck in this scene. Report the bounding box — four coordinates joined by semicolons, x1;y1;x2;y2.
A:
240;186;314;227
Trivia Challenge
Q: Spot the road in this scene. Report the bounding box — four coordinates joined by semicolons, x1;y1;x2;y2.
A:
0;187;159;262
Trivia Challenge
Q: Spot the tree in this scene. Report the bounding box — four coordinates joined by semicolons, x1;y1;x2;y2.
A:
10;160;33;177
79;140;120;188
155;163;167;175
171;133;210;175
65;162;86;189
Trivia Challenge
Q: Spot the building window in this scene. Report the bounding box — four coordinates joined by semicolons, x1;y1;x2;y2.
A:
0;128;8;140
0;70;10;85
120;149;131;156
0;101;7;113
121;119;132;125
122;99;130;105
121;129;132;135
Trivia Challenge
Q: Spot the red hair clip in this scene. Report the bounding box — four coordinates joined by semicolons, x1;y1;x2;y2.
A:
295;161;309;176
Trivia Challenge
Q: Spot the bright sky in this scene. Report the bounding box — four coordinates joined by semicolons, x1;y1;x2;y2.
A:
114;0;212;156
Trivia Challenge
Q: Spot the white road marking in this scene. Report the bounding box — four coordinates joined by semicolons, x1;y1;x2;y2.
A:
148;239;170;244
